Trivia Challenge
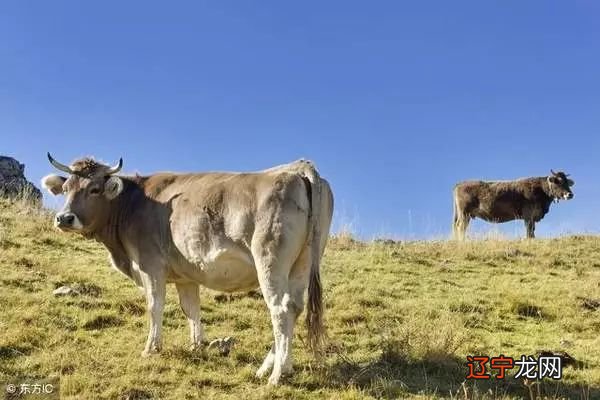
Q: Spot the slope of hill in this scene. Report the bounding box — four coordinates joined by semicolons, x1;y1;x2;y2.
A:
0;199;599;399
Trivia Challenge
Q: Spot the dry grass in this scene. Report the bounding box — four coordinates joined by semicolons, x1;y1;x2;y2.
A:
0;199;599;399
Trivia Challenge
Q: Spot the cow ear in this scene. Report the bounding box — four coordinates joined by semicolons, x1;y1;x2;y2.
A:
567;179;575;187
547;176;558;184
104;176;124;200
41;174;66;195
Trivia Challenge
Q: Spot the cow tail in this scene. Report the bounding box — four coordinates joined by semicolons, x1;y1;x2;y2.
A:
301;161;325;357
452;186;459;238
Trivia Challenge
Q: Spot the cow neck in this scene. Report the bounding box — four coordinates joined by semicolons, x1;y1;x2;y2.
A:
539;177;553;198
91;178;142;257
538;177;556;206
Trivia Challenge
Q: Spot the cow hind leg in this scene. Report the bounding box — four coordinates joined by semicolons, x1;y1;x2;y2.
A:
453;213;471;241
255;262;306;380
176;283;203;350
257;276;296;385
252;222;306;385
283;246;311;375
254;266;296;385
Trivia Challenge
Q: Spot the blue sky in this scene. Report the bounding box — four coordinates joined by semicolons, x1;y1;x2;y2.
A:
2;1;599;239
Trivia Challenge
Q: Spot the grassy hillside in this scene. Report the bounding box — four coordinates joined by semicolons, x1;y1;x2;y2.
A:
0;199;599;399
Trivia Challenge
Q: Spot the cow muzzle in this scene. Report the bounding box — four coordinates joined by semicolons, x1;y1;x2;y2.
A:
564;193;574;200
55;212;83;231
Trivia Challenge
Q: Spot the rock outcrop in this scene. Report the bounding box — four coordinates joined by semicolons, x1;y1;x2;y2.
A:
0;156;42;203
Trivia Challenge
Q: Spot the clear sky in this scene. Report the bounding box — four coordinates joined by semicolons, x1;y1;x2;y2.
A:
2;1;599;239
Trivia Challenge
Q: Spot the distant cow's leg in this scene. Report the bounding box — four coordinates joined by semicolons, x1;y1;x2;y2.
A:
525;220;536;239
140;269;166;357
176;283;203;350
454;213;470;241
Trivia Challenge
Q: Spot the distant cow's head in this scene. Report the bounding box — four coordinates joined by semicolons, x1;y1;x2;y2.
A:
42;153;124;233
547;170;574;201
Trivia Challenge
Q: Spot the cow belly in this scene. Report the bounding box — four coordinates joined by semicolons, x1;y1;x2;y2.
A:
476;211;519;223
199;251;258;292
173;244;259;293
474;203;521;222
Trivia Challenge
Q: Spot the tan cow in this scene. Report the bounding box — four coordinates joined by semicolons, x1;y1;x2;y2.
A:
42;154;334;385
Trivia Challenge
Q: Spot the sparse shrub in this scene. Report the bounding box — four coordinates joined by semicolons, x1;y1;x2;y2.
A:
82;314;125;330
117;299;146;316
118;388;154;400
329;230;362;251
381;311;466;365
510;301;548;320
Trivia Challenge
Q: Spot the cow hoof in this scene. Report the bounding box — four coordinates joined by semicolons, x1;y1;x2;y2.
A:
267;375;281;386
141;347;161;358
267;369;292;385
255;366;270;379
189;343;203;352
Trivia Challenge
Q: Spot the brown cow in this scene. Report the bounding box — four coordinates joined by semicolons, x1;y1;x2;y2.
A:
453;170;574;240
42;154;334;385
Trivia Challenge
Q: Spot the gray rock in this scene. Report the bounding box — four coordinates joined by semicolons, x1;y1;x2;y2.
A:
0;156;42;203
52;285;81;296
207;336;235;356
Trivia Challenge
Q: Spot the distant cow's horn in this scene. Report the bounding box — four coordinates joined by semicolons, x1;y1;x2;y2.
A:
550;169;557;176
47;152;75;175
106;158;123;175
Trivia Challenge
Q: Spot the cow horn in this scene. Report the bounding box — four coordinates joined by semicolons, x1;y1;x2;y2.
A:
47;152;75;175
106;158;123;175
550;169;557;176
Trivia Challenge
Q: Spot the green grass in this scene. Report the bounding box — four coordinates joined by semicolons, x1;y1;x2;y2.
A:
1;199;599;399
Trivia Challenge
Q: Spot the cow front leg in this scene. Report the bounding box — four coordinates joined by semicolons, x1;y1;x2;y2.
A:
256;344;276;378
525;220;536;239
140;270;166;357
176;283;203;350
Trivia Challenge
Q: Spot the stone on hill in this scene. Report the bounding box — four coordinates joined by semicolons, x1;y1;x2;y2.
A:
52;285;81;296
0;156;42;203
207;336;235;356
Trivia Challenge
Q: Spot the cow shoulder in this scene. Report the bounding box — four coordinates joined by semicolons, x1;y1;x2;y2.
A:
106;242;143;287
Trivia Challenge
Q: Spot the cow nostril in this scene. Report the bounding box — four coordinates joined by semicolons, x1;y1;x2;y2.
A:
56;213;76;226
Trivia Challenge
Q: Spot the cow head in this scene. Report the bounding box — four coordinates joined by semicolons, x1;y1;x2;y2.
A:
42;153;124;233
547;170;574;201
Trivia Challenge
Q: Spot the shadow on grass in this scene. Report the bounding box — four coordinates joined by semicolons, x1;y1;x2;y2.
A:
0;345;33;360
310;351;599;399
